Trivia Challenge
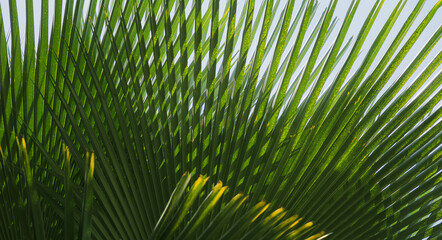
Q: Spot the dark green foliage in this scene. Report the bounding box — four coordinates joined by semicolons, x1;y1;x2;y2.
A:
0;0;441;239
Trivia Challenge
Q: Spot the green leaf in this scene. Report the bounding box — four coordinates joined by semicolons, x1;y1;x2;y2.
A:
79;152;95;240
1;0;441;239
18;138;46;240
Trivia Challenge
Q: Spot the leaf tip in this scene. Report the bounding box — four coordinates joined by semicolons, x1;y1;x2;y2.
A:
89;153;95;179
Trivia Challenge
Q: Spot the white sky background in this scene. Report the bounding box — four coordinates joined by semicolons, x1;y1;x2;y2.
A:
1;0;441;110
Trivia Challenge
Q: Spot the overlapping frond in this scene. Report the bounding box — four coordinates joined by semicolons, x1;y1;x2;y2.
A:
0;0;441;239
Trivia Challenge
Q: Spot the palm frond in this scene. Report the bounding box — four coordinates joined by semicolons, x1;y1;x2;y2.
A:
0;0;441;239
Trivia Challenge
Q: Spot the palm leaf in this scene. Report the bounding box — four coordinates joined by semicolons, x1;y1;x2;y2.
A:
0;0;441;239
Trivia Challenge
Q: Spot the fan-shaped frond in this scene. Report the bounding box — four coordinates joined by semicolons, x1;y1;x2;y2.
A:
0;0;441;239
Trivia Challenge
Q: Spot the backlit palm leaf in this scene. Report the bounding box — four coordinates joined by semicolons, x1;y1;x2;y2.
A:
0;0;441;239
